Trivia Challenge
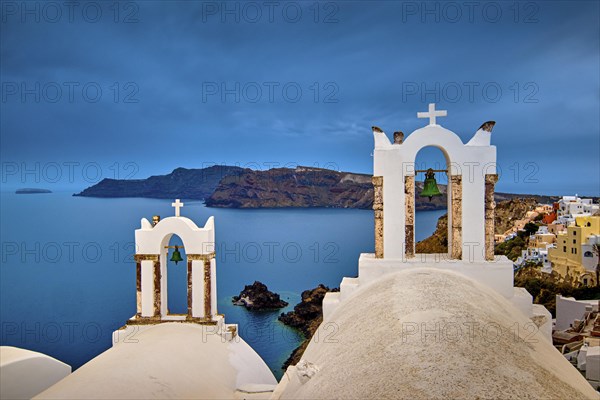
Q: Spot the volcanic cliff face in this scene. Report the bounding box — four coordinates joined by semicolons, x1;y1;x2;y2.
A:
205;167;375;209
415;198;540;254
205;167;450;210
76;165;559;210
494;198;539;234
74;165;247;199
415;214;449;254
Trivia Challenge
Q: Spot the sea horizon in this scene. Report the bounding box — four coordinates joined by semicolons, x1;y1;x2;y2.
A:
0;191;445;378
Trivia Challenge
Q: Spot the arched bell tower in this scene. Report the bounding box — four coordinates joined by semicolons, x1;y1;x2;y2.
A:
372;103;499;262
321;104;552;343
132;199;218;323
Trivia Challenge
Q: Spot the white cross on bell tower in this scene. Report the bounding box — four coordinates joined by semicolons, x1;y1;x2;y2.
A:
171;199;184;217
417;103;447;126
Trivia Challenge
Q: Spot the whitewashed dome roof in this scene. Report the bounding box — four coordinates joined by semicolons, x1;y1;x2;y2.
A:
36;323;277;399
277;269;598;400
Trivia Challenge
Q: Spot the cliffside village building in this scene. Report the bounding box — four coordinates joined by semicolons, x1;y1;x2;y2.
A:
505;196;600;287
557;196;600;225
554;295;600;388
503;200;600;388
548;215;600;287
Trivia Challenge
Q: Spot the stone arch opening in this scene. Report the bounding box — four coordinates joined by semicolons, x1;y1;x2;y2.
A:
372;107;499;262
397;127;465;260
413;146;450;255
161;233;187;316
404;142;459;259
135;215;216;322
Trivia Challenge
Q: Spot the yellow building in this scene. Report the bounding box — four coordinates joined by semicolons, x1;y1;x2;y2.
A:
528;232;556;249
548;216;600;286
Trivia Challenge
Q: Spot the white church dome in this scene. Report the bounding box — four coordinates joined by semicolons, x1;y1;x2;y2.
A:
275;269;599;400
35;323;277;399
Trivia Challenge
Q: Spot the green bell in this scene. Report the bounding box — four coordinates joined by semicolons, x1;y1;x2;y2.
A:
170;246;184;264
420;168;442;201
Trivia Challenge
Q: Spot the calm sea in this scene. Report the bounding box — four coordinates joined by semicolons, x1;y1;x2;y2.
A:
0;191;445;378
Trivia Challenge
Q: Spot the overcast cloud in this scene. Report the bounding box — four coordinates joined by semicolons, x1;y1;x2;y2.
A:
1;1;598;195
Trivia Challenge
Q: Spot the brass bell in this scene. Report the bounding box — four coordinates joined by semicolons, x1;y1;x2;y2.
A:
420;168;442;201
170;246;184;264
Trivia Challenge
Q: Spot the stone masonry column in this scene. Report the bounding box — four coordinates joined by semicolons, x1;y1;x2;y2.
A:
485;174;499;261
203;259;212;319
372;176;384;258
134;254;159;319
187;259;193;317
135;260;142;317
450;175;462;260
405;175;415;258
187;253;215;320
153;260;161;317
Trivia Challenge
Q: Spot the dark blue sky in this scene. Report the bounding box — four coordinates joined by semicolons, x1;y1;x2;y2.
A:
1;1;599;195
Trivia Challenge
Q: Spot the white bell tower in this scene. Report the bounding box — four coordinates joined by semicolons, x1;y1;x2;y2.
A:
132;199;217;322
321;105;553;342
372;103;498;261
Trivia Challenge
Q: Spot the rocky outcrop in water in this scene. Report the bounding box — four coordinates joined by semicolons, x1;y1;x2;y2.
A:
278;284;339;369
232;281;288;310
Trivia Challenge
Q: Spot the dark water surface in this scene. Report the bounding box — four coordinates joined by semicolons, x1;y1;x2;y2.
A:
0;192;444;378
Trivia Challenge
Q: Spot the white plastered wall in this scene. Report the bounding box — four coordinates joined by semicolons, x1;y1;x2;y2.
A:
374;125;496;261
136;216;216;319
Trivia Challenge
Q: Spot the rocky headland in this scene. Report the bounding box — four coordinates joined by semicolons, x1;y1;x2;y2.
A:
74;165;246;199
278;284;339;369
75;165;559;211
232;281;289;310
206;167;375;209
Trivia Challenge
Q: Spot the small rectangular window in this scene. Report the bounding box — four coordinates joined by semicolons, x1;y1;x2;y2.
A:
564;246;567;252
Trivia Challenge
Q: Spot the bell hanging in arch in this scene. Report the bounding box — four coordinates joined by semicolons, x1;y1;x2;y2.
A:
170;245;184;264
420;168;442;201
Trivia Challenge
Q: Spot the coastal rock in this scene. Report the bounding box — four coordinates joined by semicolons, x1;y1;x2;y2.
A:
232;281;288;310
279;284;339;369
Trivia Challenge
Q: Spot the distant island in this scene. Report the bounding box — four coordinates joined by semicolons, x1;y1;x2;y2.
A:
75;165;560;210
16;188;52;194
74;165;245;200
